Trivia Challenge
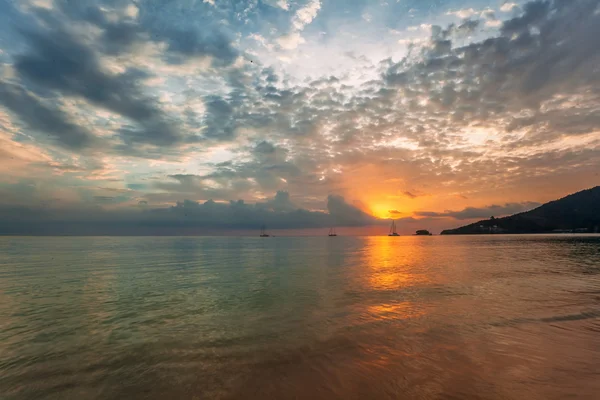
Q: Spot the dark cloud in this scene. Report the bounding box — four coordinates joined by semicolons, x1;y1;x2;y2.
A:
327;195;377;226
403;191;417;199
100;21;143;55
0;192;380;235
259;191;297;212
0;0;242;157
501;0;551;35
52;0;238;65
14;26;182;147
0;82;96;150
202;96;237;140
415;202;541;220
160;29;238;66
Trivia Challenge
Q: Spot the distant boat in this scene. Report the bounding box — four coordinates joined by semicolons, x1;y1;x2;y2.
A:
415;230;433;236
328;227;337;237
388;220;400;236
260;225;270;237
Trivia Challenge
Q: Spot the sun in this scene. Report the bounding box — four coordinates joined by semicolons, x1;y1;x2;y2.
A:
369;204;393;219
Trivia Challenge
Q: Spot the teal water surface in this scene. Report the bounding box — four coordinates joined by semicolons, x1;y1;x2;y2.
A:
1;235;600;399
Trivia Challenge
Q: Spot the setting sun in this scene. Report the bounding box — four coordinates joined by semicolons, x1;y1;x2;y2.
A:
369;204;395;219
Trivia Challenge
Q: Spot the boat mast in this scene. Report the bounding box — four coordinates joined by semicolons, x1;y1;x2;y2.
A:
389;220;399;236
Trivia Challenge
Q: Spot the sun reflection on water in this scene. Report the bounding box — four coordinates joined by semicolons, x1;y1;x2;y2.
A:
366;302;426;321
359;236;432;322
363;236;430;290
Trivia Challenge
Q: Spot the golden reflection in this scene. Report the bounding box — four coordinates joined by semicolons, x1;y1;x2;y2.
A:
361;236;431;321
366;302;425;320
363;236;430;290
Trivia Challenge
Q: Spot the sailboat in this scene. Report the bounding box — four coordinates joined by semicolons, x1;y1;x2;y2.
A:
388;220;400;236
328;227;337;237
260;225;270;237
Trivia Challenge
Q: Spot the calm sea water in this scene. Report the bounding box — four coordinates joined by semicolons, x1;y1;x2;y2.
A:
1;235;600;399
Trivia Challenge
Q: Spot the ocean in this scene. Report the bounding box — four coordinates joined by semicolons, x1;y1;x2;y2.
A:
1;235;599;399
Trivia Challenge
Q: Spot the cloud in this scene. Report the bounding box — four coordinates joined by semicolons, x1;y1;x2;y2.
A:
501;1;551;35
292;0;321;31
446;8;478;19
159;29;238;66
201;95;236;140
0;129;55;175
415;202;541;220
500;2;521;13
29;0;54;10
0;82;97;150
0;191;379;234
382;0;600;142
1;1;244;158
263;0;289;10
277;32;306;50
260;190;297;212
53;1;238;66
14;25;183;148
328;194;378;226
277;0;321;49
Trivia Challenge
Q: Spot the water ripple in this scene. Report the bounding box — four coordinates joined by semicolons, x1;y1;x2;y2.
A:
1;235;599;399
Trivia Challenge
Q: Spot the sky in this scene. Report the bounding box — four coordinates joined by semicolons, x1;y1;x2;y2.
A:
0;0;599;235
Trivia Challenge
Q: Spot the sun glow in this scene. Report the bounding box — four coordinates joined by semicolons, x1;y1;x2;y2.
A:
369;203;394;219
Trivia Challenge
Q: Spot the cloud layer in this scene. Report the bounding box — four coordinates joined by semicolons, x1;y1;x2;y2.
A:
414;202;541;220
0;191;378;235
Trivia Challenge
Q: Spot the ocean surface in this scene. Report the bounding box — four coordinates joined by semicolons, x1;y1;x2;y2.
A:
1;235;600;400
